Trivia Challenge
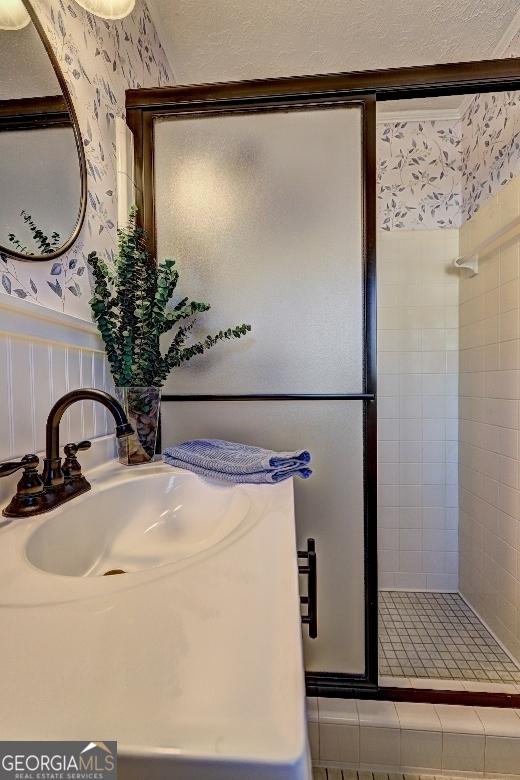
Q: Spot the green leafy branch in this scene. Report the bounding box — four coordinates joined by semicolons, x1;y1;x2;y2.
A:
8;210;61;256
88;208;251;387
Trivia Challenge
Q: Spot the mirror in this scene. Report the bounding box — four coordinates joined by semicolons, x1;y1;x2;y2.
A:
0;0;86;261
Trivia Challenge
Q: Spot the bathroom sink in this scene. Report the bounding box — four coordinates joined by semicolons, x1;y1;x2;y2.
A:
25;468;250;577
0;460;309;780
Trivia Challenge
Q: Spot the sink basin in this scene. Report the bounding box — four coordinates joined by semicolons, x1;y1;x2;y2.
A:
25;469;250;577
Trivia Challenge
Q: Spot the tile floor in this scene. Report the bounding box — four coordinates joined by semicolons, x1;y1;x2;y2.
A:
313;774;480;780
379;591;520;682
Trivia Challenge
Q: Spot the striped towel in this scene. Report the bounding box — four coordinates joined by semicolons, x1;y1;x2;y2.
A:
162;439;312;483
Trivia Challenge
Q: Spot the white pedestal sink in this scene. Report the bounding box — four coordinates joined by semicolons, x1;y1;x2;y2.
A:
0;460;311;780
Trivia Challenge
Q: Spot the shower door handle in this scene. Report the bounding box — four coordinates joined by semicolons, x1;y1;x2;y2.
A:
298;538;317;639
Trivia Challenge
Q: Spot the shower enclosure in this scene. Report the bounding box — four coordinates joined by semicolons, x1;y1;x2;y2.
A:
377;91;520;692
128;91;378;687
127;58;520;703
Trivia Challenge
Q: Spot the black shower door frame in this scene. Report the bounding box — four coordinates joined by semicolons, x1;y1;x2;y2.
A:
126;56;520;703
127;89;378;694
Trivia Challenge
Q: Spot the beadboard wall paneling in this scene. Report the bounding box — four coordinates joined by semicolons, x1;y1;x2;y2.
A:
0;297;115;473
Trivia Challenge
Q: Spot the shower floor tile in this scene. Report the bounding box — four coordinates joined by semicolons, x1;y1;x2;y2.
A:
379;590;520;683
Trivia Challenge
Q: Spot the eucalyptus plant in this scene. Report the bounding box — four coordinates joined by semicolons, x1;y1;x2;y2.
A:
8;210;61;255
87;208;251;388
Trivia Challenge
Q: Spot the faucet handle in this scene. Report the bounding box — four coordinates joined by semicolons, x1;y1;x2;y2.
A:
64;441;91;457
0;454;39;478
63;440;91;480
0;455;44;505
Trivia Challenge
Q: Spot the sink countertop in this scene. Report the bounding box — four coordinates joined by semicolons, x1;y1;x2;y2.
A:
0;460;309;779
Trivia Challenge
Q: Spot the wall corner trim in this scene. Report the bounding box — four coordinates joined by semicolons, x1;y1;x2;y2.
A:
376;107;462;124
0;295;102;352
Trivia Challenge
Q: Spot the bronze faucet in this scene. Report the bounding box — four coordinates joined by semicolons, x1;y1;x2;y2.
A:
0;389;133;519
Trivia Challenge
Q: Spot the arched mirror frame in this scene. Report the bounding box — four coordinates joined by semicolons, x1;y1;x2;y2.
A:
1;0;87;262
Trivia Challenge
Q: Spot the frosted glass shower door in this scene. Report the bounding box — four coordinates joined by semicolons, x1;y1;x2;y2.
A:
154;104;372;676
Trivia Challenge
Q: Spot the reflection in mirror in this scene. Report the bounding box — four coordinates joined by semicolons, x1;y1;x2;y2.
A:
0;1;85;260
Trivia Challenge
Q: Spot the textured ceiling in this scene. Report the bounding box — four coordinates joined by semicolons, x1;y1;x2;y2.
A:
149;0;519;88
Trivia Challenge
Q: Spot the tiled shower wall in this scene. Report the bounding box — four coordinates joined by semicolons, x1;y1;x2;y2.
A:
377;80;520;591
459;176;520;661
377;229;459;590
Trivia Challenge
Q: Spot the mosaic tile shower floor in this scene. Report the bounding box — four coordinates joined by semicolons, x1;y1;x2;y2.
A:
379;591;520;683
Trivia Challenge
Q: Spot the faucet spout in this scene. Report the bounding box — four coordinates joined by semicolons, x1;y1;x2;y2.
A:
43;389;133;487
1;389;134;517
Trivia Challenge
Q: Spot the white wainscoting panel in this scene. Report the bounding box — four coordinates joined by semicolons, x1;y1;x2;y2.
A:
0;297;115;469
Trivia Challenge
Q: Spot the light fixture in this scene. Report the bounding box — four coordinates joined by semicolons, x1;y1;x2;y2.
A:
0;0;31;30
74;0;135;20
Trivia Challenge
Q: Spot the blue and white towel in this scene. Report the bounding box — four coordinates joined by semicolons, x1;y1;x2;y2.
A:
163;439;312;483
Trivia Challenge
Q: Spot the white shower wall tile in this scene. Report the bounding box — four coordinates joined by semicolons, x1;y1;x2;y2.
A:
312;696;520;775
377;229;459;590
459;177;520;665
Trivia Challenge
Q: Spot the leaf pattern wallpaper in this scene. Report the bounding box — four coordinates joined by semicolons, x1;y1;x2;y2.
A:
461;34;520;222
2;3;520;318
378;34;520;231
0;0;173;319
377;119;463;231
462;90;520;222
